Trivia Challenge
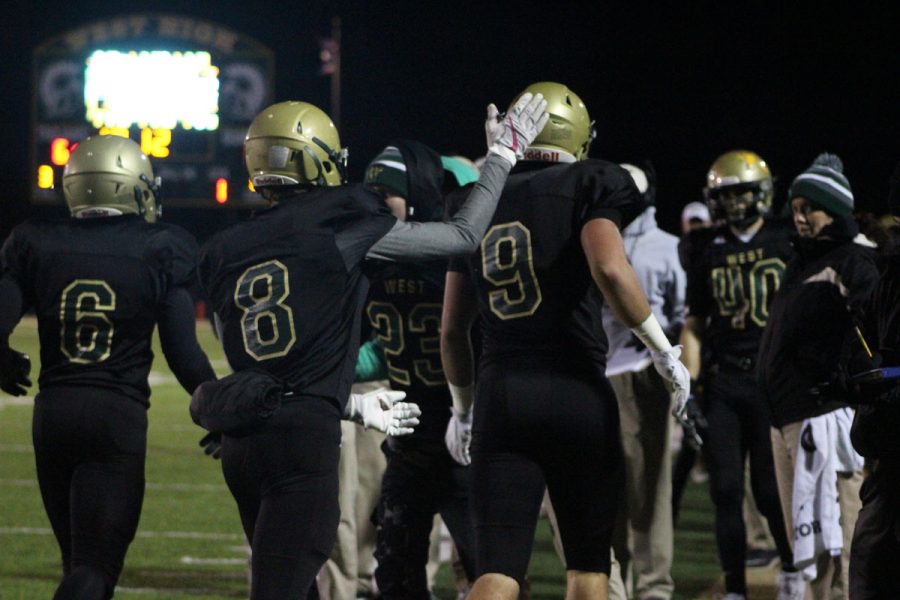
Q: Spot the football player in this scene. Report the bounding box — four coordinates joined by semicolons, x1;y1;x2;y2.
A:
0;135;216;600
439;82;690;600
196;96;547;600
363;141;478;599
679;150;798;599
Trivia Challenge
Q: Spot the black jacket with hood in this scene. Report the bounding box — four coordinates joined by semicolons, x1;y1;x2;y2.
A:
757;216;880;427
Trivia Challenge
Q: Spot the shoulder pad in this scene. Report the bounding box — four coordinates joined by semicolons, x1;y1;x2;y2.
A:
147;223;199;288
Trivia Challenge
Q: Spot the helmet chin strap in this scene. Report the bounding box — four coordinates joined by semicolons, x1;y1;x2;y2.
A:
302;146;327;186
133;185;146;217
311;136;349;184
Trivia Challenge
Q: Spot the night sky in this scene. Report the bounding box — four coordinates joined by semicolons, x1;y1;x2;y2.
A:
2;1;899;240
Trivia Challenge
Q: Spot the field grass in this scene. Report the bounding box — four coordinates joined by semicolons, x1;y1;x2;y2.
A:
1;318;731;599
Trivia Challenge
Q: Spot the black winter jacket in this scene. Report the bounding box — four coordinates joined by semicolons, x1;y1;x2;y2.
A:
757;218;880;427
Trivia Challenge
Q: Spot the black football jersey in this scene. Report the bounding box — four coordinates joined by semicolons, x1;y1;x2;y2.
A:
450;160;645;372
198;186;396;411
684;219;794;361
0;215;198;404
364;259;451;446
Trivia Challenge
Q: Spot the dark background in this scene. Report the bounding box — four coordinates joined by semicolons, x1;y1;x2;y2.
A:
2;1;899;241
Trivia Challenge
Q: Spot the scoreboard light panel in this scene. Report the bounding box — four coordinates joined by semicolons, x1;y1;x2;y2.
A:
31;14;274;208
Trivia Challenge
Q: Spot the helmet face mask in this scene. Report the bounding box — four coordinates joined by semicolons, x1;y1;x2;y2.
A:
245;101;348;191
62;135;161;222
704;150;773;229
512;82;595;162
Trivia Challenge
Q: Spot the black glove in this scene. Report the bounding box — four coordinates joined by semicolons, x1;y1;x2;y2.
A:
0;347;31;397
680;393;707;451
199;432;222;459
684;393;708;431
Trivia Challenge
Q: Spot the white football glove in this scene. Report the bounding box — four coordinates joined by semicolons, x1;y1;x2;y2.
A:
346;388;422;436
445;407;472;466
485;92;550;165
650;345;691;419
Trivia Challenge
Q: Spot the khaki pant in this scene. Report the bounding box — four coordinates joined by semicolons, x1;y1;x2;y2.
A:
608;366;675;600
318;382;388;600
771;421;863;600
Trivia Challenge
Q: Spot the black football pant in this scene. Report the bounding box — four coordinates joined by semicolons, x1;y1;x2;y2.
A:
374;442;474;600
849;463;900;599
220;398;342;600
703;368;792;594
470;360;623;585
32;386;148;600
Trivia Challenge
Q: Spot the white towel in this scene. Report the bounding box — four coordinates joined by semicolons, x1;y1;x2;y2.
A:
791;408;863;580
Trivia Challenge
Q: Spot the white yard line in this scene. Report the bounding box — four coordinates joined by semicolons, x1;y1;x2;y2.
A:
180;556;248;565
0;396;34;408
0;526;244;541
115;585;242;595
0;443;33;452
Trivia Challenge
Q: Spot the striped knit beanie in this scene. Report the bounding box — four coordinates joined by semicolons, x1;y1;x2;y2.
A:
788;153;854;217
364;145;408;198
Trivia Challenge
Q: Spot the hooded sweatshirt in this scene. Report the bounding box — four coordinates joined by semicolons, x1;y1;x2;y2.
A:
603;206;686;376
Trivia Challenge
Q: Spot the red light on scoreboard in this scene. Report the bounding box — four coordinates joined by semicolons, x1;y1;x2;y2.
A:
50;138;71;166
215;178;228;204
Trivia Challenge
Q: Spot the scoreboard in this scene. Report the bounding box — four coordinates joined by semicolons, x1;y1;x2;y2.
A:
31;14;274;208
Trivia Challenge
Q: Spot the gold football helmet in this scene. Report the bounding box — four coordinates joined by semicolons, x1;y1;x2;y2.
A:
704;150;773;227
244;101;348;189
511;82;595;162
63;135;161;222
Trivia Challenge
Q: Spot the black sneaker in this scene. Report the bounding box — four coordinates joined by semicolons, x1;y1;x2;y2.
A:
745;548;779;569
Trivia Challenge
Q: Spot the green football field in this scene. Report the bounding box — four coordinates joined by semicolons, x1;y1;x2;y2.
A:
1;318;754;599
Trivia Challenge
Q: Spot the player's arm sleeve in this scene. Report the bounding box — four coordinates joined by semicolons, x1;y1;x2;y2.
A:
440;270;480;390
0;229;31;343
577;162;647;231
158;286;217;394
0;275;24;345
163;226;202;290
365;153;512;261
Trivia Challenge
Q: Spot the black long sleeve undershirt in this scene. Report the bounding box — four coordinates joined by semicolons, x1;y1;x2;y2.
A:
158;286;216;394
0;274;24;347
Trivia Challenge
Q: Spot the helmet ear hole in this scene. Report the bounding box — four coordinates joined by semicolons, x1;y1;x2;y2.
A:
323;162;333;173
565;95;573;106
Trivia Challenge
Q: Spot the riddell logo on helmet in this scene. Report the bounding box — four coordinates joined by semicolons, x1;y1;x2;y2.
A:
524;149;560;162
253;175;299;186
